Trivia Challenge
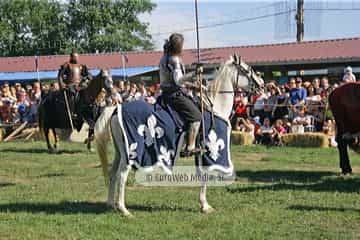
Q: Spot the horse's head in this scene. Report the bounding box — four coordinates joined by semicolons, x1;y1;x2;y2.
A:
99;69;114;93
225;54;264;92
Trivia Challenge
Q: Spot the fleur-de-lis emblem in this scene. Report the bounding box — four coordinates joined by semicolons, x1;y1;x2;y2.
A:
205;130;225;161
138;115;164;146
158;145;175;166
129;143;138;160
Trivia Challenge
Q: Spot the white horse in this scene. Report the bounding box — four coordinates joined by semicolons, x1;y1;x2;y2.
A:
94;55;263;216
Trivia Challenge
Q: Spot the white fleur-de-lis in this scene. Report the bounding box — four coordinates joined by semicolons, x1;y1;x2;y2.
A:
158;145;175;165
129;143;138;160
205;130;225;161
138;115;164;146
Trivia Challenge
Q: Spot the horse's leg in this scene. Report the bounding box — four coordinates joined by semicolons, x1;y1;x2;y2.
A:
44;127;54;153
116;161;131;216
336;133;352;174
52;128;58;150
110;116;132;216
87;128;95;152
199;174;215;214
107;143;121;208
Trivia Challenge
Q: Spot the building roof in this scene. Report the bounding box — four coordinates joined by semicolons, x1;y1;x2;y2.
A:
0;37;359;73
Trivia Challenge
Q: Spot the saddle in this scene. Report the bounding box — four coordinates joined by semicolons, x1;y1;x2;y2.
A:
155;95;185;132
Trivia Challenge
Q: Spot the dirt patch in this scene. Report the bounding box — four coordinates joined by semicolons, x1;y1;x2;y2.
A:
235;153;269;162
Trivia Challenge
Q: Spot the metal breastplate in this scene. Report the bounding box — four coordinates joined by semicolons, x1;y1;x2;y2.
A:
159;55;185;91
65;64;82;85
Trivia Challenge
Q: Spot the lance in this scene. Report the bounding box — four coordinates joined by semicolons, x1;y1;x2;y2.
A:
194;0;206;151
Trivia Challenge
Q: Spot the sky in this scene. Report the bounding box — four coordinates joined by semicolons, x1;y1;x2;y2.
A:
140;0;360;50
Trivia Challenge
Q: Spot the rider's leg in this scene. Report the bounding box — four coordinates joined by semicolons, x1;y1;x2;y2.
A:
187;121;200;152
168;92;202;156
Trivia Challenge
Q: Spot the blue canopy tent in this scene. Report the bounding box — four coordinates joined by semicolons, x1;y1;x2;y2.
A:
0;66;159;83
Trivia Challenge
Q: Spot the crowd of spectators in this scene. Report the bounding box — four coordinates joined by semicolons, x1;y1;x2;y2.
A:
0;66;357;148
0;81;46;124
0;79;160;125
231;75;343;147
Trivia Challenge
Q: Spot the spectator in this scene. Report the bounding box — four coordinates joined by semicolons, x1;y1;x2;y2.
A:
289;77;307;106
50;82;60;92
136;81;148;101
320;77;331;98
121;81;131;99
33;82;42;103
0;98;13;123
236;117;256;142
232;91;249;128
312;78;322;95
272;119;286;145
117;80;126;97
273;85;289;121
306;85;321;103
289;77;307;119
124;82;138;102
252;89;267;123
343;66;356;83
281;115;291;133
111;88;122;105
323;117;337;147
264;83;278;122
10;104;21;123
42;84;50;95
14;83;22;96
257;117;274;145
292;107;312;133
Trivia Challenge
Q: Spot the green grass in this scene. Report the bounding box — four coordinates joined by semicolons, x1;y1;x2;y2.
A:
0;141;360;240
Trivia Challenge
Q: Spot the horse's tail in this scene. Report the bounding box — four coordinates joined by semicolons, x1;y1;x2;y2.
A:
94;105;116;186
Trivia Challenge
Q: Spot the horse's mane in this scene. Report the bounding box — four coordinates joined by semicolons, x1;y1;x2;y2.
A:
208;62;234;98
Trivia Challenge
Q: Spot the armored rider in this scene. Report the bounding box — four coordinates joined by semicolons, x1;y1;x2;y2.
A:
159;33;202;157
57;49;92;117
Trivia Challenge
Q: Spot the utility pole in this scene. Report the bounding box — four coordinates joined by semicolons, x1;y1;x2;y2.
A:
296;0;304;42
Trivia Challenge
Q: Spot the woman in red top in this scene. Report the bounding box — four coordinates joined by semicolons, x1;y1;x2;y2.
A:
231;92;249;129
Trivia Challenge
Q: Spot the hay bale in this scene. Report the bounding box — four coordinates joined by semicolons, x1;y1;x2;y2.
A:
0;128;3;142
231;131;254;146
281;133;328;148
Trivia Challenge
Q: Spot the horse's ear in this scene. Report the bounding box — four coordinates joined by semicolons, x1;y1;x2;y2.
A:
100;68;108;77
233;54;240;65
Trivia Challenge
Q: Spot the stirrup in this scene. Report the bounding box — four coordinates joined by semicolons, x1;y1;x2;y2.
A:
180;148;202;157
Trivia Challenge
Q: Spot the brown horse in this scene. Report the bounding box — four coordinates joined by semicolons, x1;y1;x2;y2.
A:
38;69;113;153
328;82;360;174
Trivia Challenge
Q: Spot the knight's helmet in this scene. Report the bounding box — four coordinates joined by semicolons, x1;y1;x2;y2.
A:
70;48;79;64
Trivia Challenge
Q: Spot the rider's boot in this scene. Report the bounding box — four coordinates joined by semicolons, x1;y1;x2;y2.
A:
180;121;201;157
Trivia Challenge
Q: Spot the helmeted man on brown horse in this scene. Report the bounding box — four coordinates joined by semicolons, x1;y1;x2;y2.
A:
58;49;92;119
37;49;114;152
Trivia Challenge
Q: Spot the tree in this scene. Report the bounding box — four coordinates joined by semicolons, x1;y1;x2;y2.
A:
0;0;68;56
0;0;155;57
67;0;155;53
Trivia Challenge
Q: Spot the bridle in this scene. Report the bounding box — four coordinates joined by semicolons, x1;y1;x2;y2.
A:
207;56;263;96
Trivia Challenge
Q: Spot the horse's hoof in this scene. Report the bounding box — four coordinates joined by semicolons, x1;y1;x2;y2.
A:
114;206;134;217
201;206;215;214
88;148;95;153
124;212;134;218
339;171;353;177
106;201;114;209
48;148;56;154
